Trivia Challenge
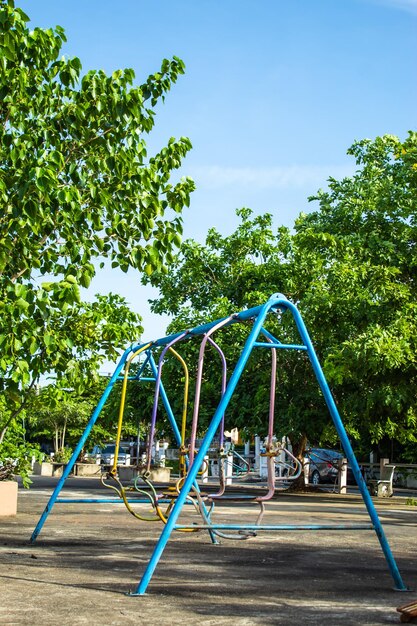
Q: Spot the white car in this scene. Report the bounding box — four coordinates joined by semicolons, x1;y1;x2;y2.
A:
100;444;131;466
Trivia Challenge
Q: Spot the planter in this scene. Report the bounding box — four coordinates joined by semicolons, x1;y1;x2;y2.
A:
33;461;53;476
0;480;18;516
74;463;102;477
118;466;171;483
33;462;72;477
51;463;70;477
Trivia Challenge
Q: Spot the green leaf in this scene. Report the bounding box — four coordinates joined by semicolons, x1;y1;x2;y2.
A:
0;0;192;445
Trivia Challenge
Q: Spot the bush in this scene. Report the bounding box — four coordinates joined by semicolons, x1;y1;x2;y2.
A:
53;447;73;463
0;433;41;488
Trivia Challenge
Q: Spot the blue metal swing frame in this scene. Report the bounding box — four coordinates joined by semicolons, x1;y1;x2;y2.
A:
30;294;407;594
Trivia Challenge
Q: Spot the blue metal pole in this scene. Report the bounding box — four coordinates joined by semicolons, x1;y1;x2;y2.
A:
56;498;190;504
286;301;407;591
130;302;275;351
30;347;132;543
130;296;279;595
173;523;374;531
132;350;153;381
253;342;307;351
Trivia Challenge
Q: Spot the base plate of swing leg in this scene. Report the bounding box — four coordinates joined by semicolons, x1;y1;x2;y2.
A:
126;591;146;597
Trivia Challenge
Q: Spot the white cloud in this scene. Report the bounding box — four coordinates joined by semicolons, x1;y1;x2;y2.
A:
190;164;354;191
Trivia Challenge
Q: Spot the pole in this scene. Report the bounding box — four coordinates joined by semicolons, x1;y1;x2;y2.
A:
286;301;407;591
130;297;276;595
30;347;132;542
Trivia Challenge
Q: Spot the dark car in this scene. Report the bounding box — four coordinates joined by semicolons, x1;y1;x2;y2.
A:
307;448;363;485
307;448;343;485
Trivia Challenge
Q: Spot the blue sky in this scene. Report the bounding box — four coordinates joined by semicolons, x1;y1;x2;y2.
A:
17;0;417;358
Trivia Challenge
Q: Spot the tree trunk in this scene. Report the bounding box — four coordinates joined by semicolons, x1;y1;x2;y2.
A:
61;419;67;450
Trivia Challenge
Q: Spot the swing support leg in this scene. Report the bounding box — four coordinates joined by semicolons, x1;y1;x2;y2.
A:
129;299;273;595
289;303;408;592
30;349;131;543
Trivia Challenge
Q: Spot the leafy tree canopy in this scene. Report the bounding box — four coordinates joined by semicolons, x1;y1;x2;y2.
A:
146;133;417;460
0;0;195;437
292;133;417;455
0;394;40;486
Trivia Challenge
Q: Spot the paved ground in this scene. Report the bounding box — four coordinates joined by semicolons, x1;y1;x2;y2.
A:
0;476;416;625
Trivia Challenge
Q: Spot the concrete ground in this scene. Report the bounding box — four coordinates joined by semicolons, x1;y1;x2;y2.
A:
0;476;416;626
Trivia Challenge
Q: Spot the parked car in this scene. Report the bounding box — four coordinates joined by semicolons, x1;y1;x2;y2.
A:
100;444;131;466
307;448;342;485
307;448;363;485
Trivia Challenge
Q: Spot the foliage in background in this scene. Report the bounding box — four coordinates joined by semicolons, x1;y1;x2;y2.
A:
293;133;417;457
145;209;325;453
0;0;194;479
146;133;417;461
24;376;140;460
0;396;41;487
0;0;193;417
27;386;93;456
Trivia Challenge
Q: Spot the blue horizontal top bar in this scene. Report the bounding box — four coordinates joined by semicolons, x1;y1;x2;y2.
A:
253;342;307;351
130;293;290;352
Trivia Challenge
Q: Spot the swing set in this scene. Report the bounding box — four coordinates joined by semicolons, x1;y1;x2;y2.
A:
30;294;407;595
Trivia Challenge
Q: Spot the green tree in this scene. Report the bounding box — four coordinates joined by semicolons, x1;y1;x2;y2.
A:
292;132;417;458
145;209;317;452
0;1;194;445
0;395;40;486
28;385;96;458
146;133;417;461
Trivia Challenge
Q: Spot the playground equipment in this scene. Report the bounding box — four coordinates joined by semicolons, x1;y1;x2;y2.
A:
30;294;407;594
